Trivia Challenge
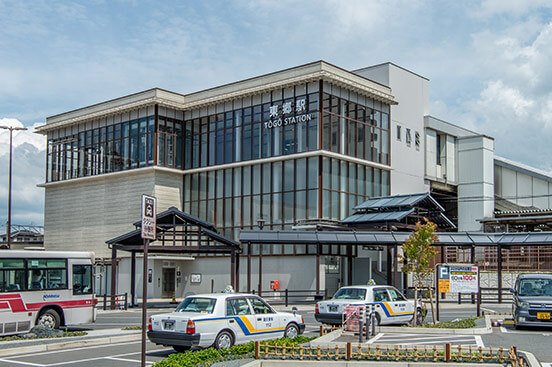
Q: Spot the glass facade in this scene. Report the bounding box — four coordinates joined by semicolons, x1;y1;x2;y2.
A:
321;82;390;165
45;79;391;248
47;108;157;182
183;82;320;169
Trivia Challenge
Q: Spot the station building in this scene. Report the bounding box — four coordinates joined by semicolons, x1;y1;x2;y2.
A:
36;61;552;299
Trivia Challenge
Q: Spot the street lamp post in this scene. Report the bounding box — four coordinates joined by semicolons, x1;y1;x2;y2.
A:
0;125;28;249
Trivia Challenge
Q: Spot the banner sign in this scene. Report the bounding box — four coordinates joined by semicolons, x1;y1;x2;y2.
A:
437;264;479;293
141;194;156;240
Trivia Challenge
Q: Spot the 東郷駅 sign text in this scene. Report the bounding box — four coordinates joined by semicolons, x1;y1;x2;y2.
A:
264;98;313;129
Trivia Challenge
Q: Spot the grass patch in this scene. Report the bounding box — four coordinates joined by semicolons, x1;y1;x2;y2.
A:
152;335;315;367
121;325;142;330
406;316;482;329
0;330;87;342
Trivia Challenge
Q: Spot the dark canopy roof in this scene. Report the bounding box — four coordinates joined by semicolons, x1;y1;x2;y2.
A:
132;206;217;232
342;193;456;230
107;206;239;253
353;193;445;211
239;230;552;247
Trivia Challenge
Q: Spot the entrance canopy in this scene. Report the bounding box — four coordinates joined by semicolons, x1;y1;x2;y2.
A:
106;206;240;307
107;206;239;253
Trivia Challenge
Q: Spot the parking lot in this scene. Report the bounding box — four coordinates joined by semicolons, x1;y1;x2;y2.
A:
2;302;552;366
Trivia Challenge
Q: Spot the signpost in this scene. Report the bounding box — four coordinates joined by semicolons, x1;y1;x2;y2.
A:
141;195;156;367
435;263;480;321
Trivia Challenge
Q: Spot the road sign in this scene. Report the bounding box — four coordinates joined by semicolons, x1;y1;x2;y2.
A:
141;194;156;240
437;264;479;293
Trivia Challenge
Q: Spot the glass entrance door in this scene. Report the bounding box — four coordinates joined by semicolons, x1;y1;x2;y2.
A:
162;268;175;298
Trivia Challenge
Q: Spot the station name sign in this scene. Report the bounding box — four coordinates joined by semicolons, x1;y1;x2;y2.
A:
264;98;313;129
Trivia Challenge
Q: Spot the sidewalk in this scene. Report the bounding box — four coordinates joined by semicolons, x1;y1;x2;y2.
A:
0;327;140;357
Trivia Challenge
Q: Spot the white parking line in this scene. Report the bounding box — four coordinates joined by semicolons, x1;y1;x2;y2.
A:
8;341;141;359
366;333;385;344
0;359;45;367
474;335;484;348
481;307;496;313
393;339;478;346
105;357;153;365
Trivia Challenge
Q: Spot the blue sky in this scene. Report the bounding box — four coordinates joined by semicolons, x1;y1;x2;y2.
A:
1;0;552;228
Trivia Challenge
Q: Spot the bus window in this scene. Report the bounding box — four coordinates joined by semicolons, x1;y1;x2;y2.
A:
0;259;26;292
27;259;67;290
73;265;92;295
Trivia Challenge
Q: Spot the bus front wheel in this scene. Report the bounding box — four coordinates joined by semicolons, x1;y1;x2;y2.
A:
37;309;61;329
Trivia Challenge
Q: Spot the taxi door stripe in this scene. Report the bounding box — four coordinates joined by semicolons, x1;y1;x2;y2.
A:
195;316;285;336
365;302;414;317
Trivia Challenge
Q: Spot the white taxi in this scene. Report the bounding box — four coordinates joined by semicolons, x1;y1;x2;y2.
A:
147;293;305;352
315;285;420;326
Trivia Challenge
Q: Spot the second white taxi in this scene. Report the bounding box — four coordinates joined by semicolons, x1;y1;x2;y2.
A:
315;285;421;326
148;293;305;351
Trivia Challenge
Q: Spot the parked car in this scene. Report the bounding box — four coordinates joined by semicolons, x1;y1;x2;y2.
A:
315;285;420;326
510;273;552;329
147;293;305;352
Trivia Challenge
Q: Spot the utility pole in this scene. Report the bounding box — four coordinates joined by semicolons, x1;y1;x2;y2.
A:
0;125;27;249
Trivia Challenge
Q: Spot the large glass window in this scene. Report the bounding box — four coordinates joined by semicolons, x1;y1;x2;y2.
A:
319;85;391;165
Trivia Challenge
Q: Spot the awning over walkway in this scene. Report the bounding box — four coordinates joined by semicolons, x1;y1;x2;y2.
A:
239;229;552;303
240;229;552;246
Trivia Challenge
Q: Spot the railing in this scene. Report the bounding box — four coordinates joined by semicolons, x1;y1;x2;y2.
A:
458;288;512;304
253;341;527;365
251;289;327;306
97;293;128;310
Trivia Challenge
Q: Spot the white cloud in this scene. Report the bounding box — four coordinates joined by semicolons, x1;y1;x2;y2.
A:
0;118;46;227
477;80;534;117
0;119;46;155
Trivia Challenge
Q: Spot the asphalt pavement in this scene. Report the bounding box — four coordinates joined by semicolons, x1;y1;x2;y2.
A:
2;302;551;366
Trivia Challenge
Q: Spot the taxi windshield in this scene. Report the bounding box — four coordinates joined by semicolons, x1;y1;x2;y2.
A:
176;297;217;313
333;288;366;300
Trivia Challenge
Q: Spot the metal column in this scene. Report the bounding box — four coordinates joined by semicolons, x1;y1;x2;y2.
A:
130;251;136;307
110;247;117;310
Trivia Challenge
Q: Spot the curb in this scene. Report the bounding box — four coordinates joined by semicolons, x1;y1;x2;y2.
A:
518;350;542;367
0;333;141;357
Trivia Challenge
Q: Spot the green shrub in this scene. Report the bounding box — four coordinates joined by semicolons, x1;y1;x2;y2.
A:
121;325;142;330
0;330;86;342
152;335;315;367
405;316;482;329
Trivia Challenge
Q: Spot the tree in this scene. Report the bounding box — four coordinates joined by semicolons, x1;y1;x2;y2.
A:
401;219;438;325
